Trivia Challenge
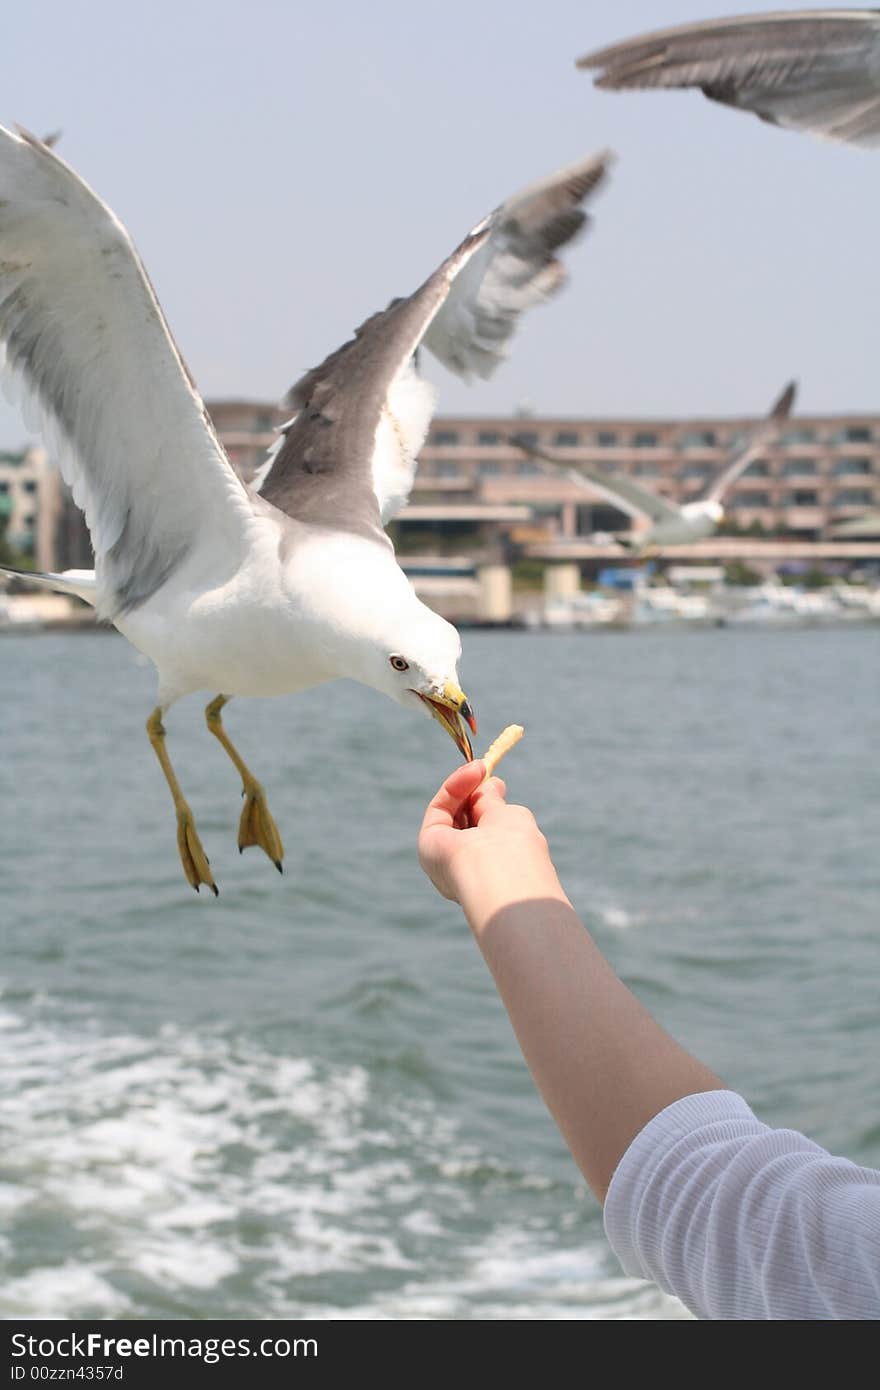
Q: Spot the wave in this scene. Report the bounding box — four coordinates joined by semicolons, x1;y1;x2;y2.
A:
0;994;686;1320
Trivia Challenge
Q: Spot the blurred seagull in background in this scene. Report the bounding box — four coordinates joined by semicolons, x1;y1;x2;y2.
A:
578;11;880;544
578;9;880;148
0;124;610;893
511;380;796;550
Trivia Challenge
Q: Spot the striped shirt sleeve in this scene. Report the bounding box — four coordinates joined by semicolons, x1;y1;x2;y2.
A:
603;1089;880;1319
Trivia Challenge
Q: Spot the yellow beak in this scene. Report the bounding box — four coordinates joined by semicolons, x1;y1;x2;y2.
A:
415;681;477;761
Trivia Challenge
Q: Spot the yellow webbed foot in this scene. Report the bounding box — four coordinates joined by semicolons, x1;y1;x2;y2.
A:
176;804;218;896
238;782;284;873
148;706;219;898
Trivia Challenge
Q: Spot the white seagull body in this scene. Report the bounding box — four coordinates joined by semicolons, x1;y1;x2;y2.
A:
512;381;796;550
0;124;610;892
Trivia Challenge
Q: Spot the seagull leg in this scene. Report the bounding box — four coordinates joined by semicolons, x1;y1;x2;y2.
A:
205;695;284;873
146;707;218;896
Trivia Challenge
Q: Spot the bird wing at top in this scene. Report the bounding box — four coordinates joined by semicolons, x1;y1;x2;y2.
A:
422;152;610;380
0;125;253;616
701;379;796;503
579;10;880;147
258;152;612;535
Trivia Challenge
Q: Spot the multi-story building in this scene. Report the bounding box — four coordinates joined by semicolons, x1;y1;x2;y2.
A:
208;401;880;545
0;445;57;565
28;400;880;575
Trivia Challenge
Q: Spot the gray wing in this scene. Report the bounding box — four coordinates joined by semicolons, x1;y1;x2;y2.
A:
509;436;682;525
0;125;252;618
701;379;797;504
423;152;612;380
829;508;880;534
578;11;880;147
258;223;490;536
260;151;612;533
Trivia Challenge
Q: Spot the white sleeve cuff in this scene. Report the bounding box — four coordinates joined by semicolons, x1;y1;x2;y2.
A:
604;1089;758;1278
602;1088;880;1319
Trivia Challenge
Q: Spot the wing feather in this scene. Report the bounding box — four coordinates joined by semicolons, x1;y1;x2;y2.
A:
260;151;612;534
509;436;682;524
579;11;880;147
424;152;612;379
258;224;490;535
702;379;797;503
0;125;251;616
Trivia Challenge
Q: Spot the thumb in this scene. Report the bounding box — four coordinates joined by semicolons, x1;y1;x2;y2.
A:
421;760;485;834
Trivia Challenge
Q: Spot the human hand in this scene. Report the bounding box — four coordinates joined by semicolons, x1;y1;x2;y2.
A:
418;760;557;906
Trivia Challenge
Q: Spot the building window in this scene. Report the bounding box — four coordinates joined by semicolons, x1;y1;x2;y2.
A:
786;490;819;507
633;462;660;477
835;489;873;506
255;412;275;433
554;430;580;447
744;460;769;477
596;432;617;447
783;458;816;476
431;430;459;446
834;457;872;475
478;460;501;476
782;429;815;445
840;426;872;443
533;505;562;524
517;460;541;476
477;431;501;445
0;481;8;493
513;431;538;449
23;480;37;493
682;462;713;478
731;492;770;508
633;431;658;448
680;430;716;448
435;461;461;478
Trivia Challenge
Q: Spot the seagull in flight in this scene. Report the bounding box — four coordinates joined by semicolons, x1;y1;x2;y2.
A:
511;380;796;549
0;125;610;894
578;12;880;542
578;9;880;148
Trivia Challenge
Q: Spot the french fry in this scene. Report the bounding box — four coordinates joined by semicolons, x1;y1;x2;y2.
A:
481;724;524;779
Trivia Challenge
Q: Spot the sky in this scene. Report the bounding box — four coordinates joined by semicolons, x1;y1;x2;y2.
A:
2;0;879;451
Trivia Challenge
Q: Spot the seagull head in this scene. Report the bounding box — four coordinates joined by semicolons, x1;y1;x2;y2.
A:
366;600;476;760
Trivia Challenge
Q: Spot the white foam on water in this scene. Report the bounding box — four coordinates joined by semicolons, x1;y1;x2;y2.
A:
598;904;638;930
0;992;687;1320
0;1266;128;1321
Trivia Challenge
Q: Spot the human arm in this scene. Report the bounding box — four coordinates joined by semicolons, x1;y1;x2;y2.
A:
417;761;725;1201
418;763;880;1319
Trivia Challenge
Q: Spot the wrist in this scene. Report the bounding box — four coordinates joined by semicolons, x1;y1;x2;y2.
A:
452;842;568;929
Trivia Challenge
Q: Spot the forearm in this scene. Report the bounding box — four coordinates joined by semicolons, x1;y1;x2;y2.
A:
455;857;724;1201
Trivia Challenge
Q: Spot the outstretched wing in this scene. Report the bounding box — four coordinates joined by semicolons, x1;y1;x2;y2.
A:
509;436;682;526
258;224;492;537
578;11;880;147
701;379;797;503
0;125;251;616
423;152;611;379
259;152;612;533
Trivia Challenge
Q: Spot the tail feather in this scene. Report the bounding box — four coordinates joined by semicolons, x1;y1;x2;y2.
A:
0;564;97;605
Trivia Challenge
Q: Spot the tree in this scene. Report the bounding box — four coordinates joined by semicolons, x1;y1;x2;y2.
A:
0;510;32;570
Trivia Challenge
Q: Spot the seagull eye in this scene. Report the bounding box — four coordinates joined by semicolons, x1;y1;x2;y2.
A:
389;655;409;672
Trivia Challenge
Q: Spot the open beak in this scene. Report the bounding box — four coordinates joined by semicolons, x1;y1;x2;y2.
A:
415;681;477;761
